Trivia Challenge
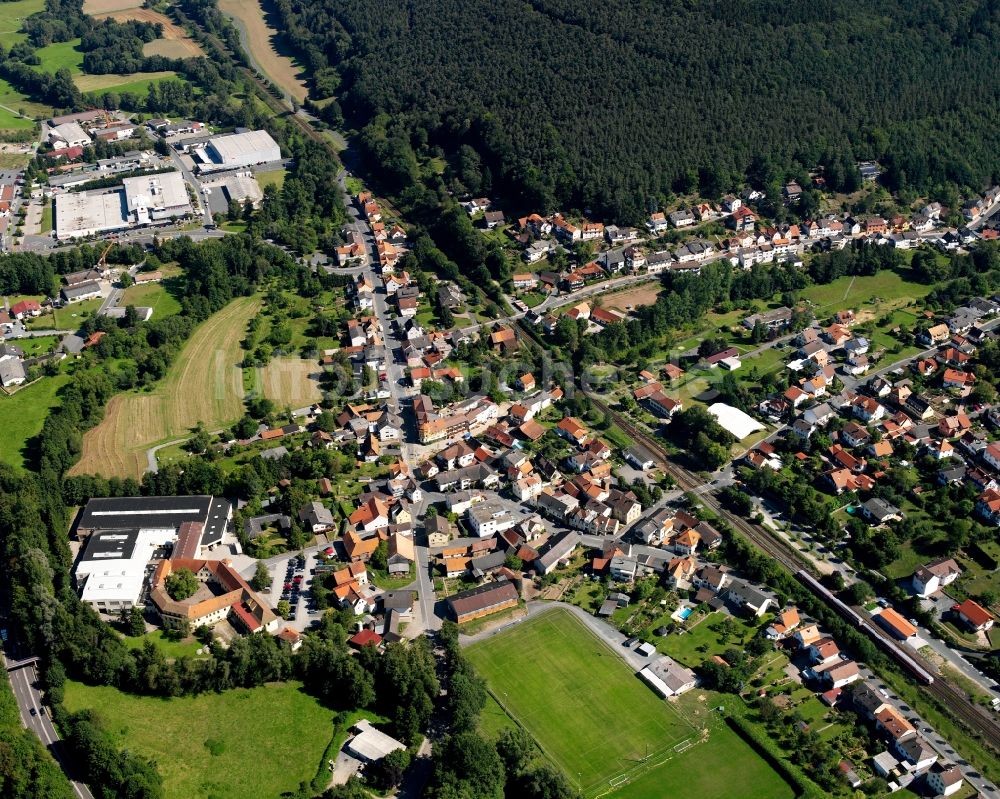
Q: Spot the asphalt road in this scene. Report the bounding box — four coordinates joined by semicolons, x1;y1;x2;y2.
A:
3;652;94;799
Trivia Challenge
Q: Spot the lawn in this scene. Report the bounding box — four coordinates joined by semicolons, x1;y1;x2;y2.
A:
656;612;764;668
799;271;931;318
0;370;71;472
256;168;286;190
63;680;336;799
120;630;207;660
465;608;694;795
71;296;260;479
615;719;794;799
0;75;53;119
122;280;182;318
0;104;34;130
39;200;53;234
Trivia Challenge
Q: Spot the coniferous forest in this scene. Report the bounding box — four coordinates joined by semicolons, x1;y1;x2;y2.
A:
279;0;1000;222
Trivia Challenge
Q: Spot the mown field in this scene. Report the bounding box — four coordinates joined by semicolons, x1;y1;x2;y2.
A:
0;0;45;49
32;37;180;97
254;357;324;406
71;296;259;479
63;680;335;799
465;608;694;795
217;0;308;102
121;280;182;318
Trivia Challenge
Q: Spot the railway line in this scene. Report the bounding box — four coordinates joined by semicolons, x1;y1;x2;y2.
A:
578;384;1000;756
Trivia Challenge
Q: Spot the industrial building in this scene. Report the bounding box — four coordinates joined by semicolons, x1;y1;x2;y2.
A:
49;121;92;148
54;190;128;240
194;130;281;172
122;172;193;224
73;496;234;614
199;169;264;214
61;279;103;303
74;528;178;612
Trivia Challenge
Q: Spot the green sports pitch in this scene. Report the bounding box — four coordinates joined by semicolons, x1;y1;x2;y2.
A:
465;608;695;795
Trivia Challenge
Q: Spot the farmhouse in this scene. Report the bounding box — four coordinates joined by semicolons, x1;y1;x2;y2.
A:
446;579;519;623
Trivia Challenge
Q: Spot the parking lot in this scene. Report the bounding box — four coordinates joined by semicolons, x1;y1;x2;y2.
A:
267;551;322;630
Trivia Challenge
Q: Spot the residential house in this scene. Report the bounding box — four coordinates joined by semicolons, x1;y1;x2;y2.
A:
955;599;994;631
911;558;961;597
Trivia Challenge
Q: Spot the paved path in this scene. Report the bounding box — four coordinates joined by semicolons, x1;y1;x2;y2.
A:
145;438;187;473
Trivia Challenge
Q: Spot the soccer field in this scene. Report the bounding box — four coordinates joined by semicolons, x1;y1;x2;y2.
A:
465;608;694;794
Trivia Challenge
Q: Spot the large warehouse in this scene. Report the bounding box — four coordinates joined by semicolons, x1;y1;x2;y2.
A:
122;172;192;224
55;190;128;240
195;129;281;172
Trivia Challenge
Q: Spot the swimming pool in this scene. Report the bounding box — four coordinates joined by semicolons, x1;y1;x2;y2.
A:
677;607;693;620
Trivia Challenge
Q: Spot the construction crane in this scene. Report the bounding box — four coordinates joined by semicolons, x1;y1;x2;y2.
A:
97;242;113;273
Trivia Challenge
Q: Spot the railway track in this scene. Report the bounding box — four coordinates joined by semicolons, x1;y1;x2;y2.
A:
182;12;336;156
581;388;1000;754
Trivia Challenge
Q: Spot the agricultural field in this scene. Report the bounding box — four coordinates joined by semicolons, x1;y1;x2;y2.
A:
0;370;71;473
465;608;695;795
76;71;178;94
0;0;45;49
121;280;182;318
32;37;180;97
88;5;204;58
63;680;335;799
71;296;260;479
217;0;308;102
253;357;324;406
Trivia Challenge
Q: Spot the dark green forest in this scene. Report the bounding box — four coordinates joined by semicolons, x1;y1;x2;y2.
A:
277;0;1000;222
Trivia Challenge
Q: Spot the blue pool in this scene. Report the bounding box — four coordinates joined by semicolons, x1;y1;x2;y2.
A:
678;607;693;620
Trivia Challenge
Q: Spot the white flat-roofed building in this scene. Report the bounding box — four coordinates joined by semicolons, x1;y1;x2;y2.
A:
123;172;192;224
197;130;281;172
345;719;406;762
707;402;765;440
75;527;177;611
55;190;128;240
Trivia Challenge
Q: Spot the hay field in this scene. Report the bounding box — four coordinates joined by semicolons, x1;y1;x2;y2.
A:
218;0;307;102
90;6;205;58
82;0;143;12
71;297;259;479
254;357;324;406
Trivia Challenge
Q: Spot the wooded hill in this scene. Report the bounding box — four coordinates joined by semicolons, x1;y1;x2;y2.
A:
276;0;1000;222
